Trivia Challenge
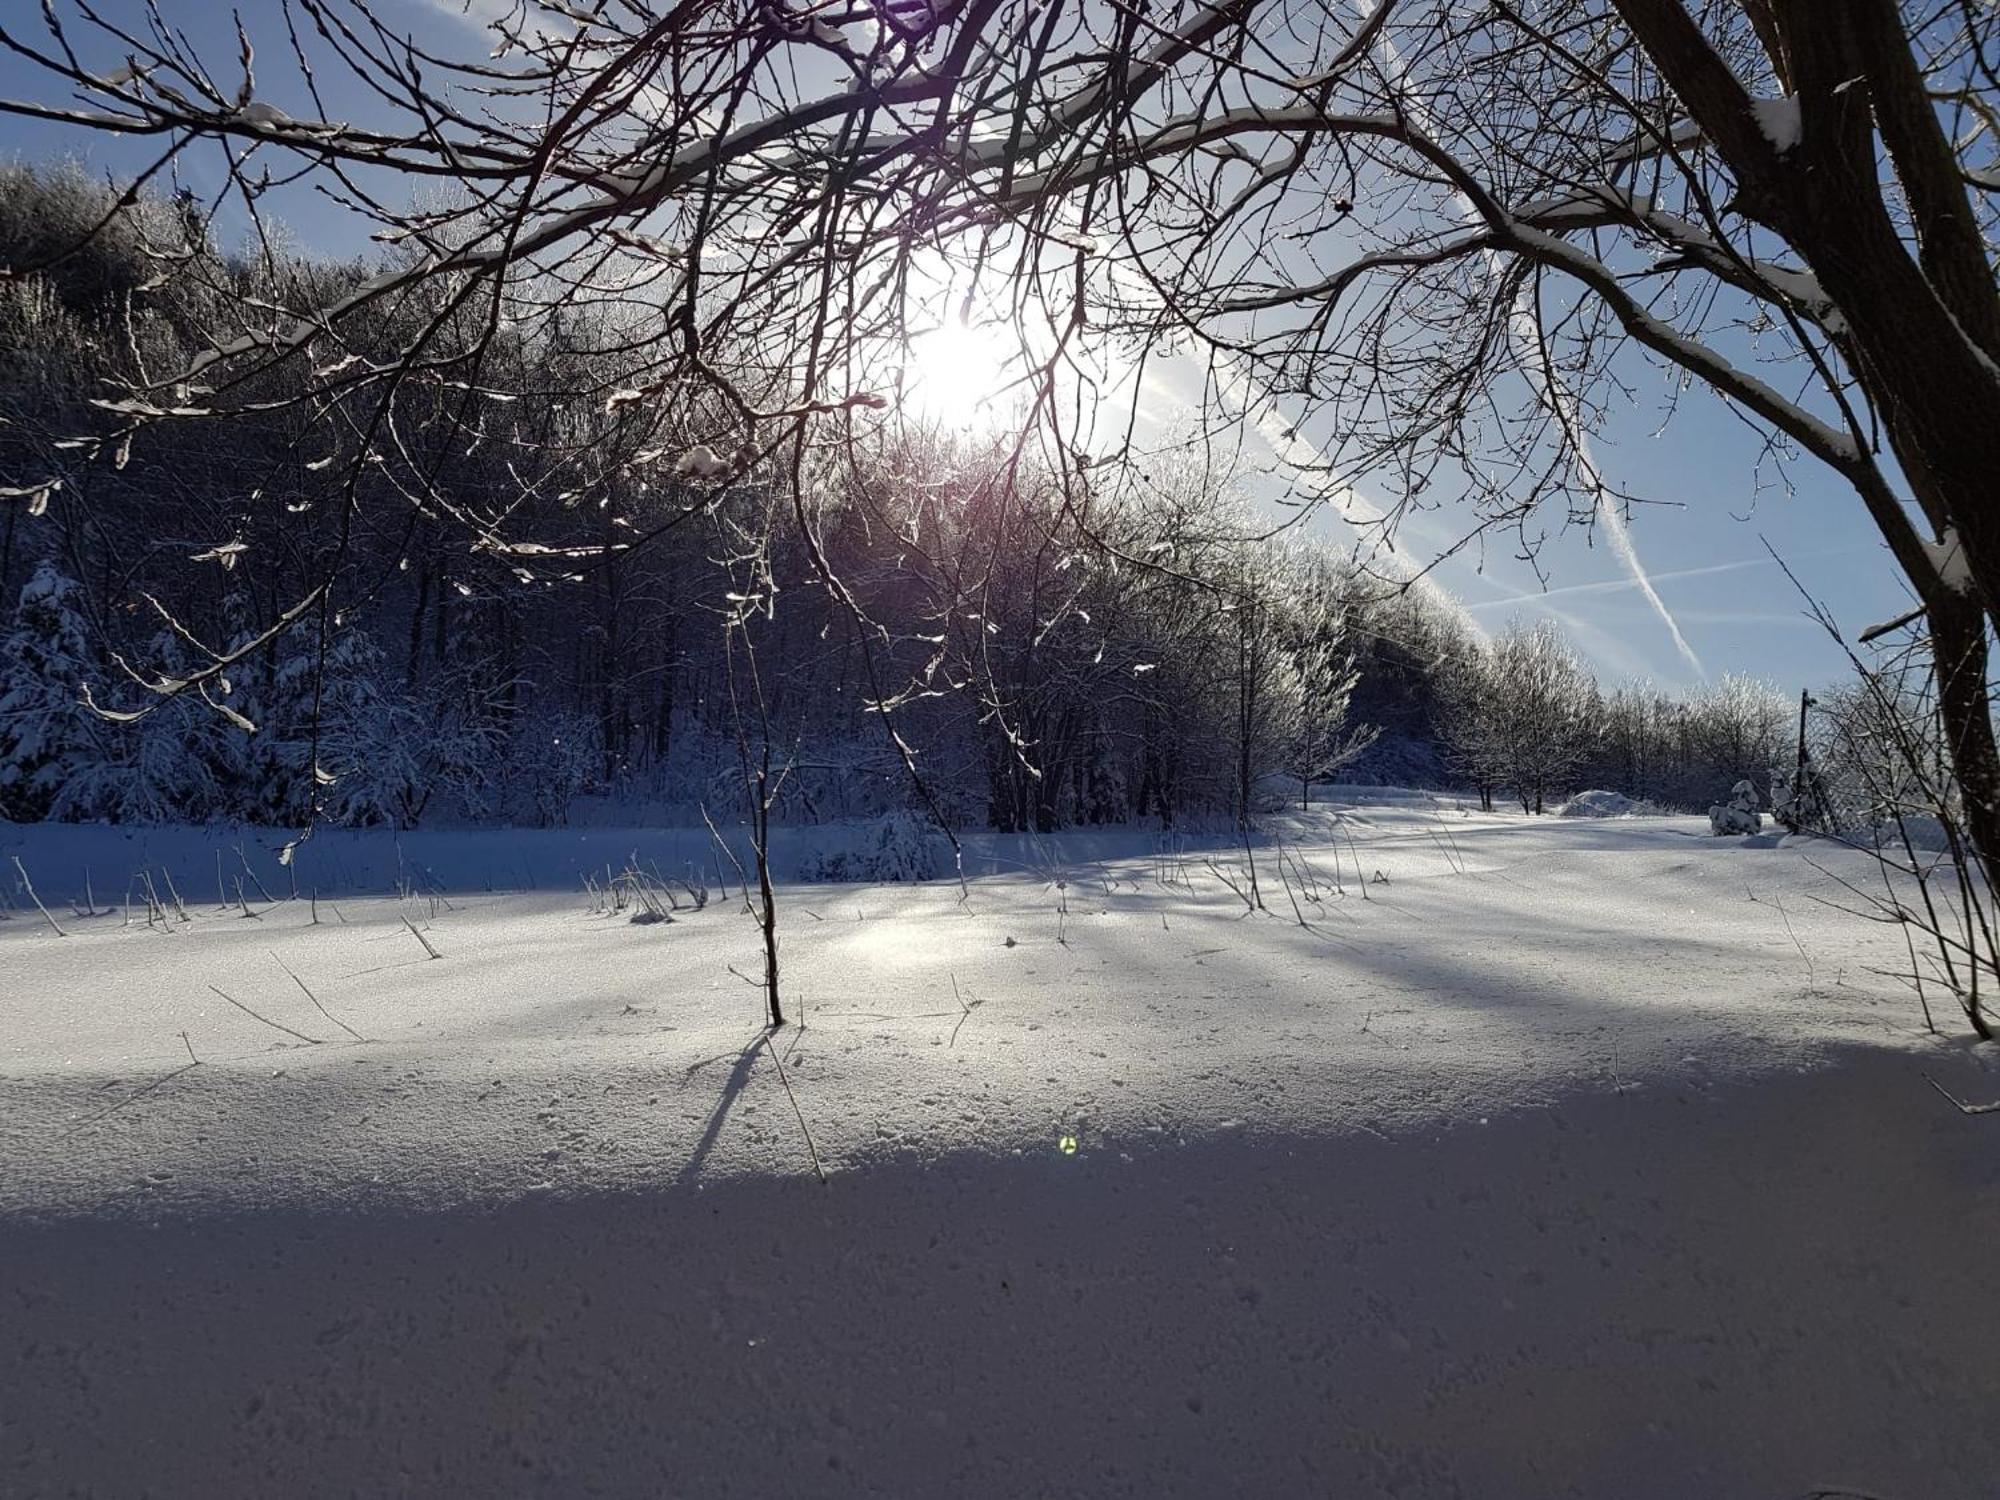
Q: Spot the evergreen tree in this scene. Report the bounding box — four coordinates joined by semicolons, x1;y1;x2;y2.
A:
0;561;107;820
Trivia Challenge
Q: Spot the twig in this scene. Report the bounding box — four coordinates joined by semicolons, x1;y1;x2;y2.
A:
949;972;980;1048
763;1033;827;1183
10;856;66;937
1749;888;1816;985
235;844;276;905
74;1053;203;1128
402;917;442;960
271;953;367;1042
138;871;167;930
207;984;322;1045
1273;841;1310;927
1923;1074;2000;1115
159;866;190;922
1204;858;1256;915
1429;800;1468;874
700;802;750;908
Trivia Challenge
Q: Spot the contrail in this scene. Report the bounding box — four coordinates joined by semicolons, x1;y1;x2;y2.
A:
1506;297;1707;678
1601;500;1705;674
1365;7;1706;678
1461;549;1857;612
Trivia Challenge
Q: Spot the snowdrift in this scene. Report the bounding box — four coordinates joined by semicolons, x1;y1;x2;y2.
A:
1557;788;1662;818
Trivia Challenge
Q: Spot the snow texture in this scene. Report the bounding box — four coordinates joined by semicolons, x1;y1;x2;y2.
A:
3;798;1997;1497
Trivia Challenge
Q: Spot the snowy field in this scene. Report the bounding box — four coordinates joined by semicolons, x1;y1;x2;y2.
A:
4;798;1999;1498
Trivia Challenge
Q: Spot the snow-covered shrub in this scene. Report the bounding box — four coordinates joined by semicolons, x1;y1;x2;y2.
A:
1558;789;1664;818
499;711;601;827
1707;779;1762;836
333;667;508;827
48;678;223;824
796;809;951;883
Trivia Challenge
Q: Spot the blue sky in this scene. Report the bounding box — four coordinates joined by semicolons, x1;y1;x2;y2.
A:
0;0;1912;695
1374;382;1908;691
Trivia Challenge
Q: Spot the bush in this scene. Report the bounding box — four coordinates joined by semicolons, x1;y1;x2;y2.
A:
1557;789;1665;819
796;810;951;883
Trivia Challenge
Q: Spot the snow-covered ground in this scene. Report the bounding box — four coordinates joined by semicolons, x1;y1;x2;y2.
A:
4;800;1998;1497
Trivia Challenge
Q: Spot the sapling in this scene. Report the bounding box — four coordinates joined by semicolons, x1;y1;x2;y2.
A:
10;856;66;937
159;867;190;922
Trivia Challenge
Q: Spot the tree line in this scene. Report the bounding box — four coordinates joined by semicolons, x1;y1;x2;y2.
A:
0;165;1791;833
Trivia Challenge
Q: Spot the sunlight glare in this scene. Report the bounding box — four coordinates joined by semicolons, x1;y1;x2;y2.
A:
903;316;1020;429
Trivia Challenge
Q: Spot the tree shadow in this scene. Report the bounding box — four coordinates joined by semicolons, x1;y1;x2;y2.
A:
675;1028;770;1188
7;1047;1998;1498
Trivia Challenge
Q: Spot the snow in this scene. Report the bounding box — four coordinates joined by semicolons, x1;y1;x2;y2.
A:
1750;95;1802;153
1556;788;1656;818
1512;188;1840;330
187;540;249;569
1515;186;1649;225
4;798;1998;1495
1708;778;1763;836
673;443;734;478
1923;525;1975;594
236;100;293;129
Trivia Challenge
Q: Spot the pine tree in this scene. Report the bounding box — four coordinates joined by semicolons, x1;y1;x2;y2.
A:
0;561;108;820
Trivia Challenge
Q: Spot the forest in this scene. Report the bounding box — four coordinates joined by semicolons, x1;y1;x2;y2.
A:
0;164;1797;834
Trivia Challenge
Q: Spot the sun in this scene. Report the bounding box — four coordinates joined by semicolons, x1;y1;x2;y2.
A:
901;316;1022;429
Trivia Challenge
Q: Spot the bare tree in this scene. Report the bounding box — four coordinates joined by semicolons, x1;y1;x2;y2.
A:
1450;619;1597;815
1279;552;1378;810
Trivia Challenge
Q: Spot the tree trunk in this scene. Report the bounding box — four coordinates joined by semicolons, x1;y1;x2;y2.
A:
755;754;784;1030
406;560;430;687
1236;603;1263;909
1928;594;2000;902
1616;0;2000;913
599;500;623;786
